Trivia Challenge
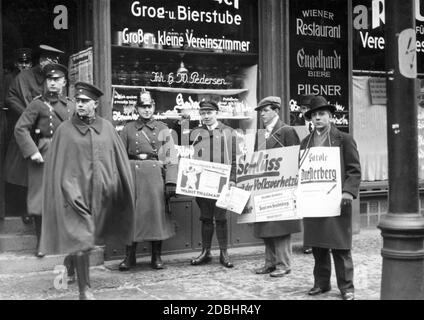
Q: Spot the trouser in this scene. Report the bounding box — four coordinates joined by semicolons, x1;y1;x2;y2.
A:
196;198;228;250
312;247;354;293
33;215;42;250
264;235;292;269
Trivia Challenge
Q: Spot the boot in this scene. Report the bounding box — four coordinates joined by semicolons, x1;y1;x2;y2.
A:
75;251;95;300
63;255;76;284
33;216;45;258
191;248;212;265
219;249;234;268
119;242;137;271
151;241;164;270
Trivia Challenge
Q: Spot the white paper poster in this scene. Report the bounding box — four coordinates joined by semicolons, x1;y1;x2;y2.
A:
68;47;93;98
216;186;251;214
176;158;231;200
236;146;301;223
297;146;342;217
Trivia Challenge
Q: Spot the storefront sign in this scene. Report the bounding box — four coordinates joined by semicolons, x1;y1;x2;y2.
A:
297;147;342;218
369;77;387;105
353;0;424;73
176;158;231;200
289;0;349;131
237;146;301;224
112;0;258;54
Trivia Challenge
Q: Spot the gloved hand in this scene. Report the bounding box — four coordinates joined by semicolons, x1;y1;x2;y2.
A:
340;192;353;207
165;183;176;199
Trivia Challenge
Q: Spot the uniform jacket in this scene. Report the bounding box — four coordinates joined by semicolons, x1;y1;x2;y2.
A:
301;125;361;249
191;121;238;182
254;119;302;238
120;118;178;241
4;65;45;186
40;114;135;254
13;94;74;215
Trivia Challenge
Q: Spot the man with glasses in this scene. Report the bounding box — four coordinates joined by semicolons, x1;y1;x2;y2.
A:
190;100;237;268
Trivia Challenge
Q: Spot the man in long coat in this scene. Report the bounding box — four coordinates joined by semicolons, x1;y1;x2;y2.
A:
300;95;361;300
5;45;64;187
253;96;302;277
118;90;178;271
40;82;135;300
14;63;74;257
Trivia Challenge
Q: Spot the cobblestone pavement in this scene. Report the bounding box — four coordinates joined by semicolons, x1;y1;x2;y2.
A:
0;228;382;300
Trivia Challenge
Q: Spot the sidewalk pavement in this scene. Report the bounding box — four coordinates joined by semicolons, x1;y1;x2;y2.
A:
0;228;382;300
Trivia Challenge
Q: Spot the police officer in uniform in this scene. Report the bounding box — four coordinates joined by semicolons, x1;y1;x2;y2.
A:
5;45;64;188
14;63;74;258
119;90;178;271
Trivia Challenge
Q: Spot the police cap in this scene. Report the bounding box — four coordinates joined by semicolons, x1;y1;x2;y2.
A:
14;48;32;63
39;44;64;60
199;100;219;111
43;63;68;78
74;82;103;100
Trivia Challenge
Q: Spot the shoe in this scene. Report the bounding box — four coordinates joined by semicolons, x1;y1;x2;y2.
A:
67;274;76;284
79;288;95;300
308;286;331;296
270;268;291;277
151;241;165;270
254;266;276;274
119;244;137;271
35;251;45;258
342;292;355;300
191;249;212;265
303;248;313;254
219;249;234;268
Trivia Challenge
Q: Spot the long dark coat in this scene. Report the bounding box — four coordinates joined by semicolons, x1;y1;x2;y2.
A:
120;119;178;242
40;115;135;255
253;119;302;238
14;94;74;215
4;65;45;186
301;125;361;249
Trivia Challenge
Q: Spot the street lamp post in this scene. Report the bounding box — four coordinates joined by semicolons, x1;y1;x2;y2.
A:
378;0;424;300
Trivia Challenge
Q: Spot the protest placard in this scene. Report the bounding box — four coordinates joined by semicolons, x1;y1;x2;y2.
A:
297;146;342;217
176;158;231;200
216;185;251;214
236;146;301;223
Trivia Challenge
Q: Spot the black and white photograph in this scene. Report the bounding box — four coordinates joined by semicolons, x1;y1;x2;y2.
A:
0;0;423;308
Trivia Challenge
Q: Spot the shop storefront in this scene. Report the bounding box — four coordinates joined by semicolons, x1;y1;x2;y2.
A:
1;0;377;260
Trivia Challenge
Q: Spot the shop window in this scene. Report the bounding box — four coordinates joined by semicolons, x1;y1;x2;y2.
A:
109;0;259;154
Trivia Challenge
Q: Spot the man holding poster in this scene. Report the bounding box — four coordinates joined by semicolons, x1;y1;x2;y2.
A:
253;96;301;278
299;96;361;300
190;100;237;268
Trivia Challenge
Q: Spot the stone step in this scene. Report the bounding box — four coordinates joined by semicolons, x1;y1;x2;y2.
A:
0;246;104;274
0;234;37;253
0;217;35;235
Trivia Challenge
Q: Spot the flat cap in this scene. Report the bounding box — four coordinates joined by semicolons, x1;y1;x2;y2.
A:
14;48;32;62
199;100;219;111
74;82;103;100
43;63;67;78
255;96;281;111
